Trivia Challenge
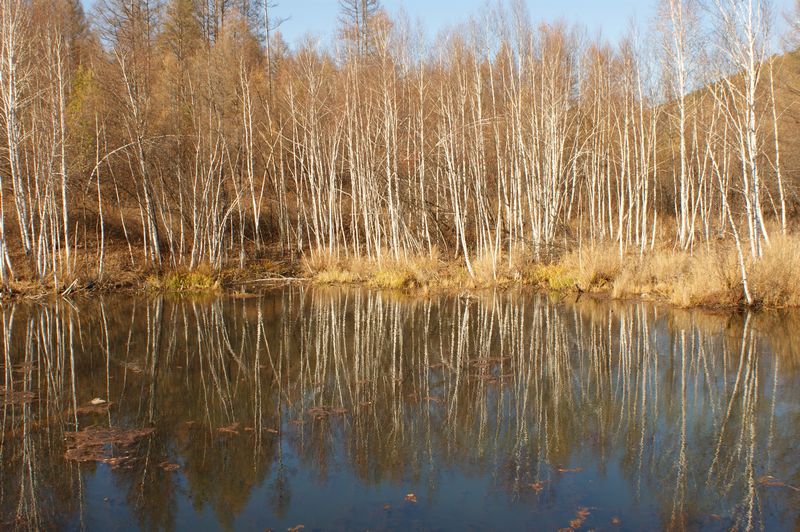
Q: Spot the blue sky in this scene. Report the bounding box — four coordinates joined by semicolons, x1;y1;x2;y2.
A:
273;0;657;43
80;0;795;49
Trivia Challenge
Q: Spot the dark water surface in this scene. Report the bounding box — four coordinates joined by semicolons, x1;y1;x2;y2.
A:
1;287;799;531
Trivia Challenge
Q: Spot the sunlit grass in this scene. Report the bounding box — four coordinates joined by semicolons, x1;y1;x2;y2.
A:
148;270;219;293
313;268;361;285
368;268;418;289
297;234;800;308
525;264;577;291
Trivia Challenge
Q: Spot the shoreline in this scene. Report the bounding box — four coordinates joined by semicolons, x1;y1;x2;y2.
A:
3;243;799;312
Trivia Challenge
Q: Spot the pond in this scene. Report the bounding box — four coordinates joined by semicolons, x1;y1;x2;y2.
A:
1;287;799;530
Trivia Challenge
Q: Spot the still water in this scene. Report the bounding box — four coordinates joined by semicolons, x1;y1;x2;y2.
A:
1;287;798;531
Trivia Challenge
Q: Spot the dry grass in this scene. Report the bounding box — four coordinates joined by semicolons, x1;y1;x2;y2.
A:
368;268;418;289
147;267;219;293
524;264;576;290
561;246;623;291
749;234;800;307
608;247;739;307
314;268;362;284
300;235;800;309
303;248;443;289
3;234;800;309
550;244;741;307
556;234;800;308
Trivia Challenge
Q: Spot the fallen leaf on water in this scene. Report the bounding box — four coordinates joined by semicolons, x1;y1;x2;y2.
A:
758;475;800;491
287;525;304;532
528;481;548;493
105;456;136;467
75;401;113;415
5;362;36;372
90;398;107;405
611;517;622;525
0;387;36;406
566;506;591;530
307;406;330;417
405;493;417;503
758;475;782;486
120;362;143;373
557;467;583;473
64;427;154;466
383;504;391;510
159;461;180;472
218;423;240;435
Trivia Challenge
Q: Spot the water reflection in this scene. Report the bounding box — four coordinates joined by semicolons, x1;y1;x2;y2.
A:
1;288;799;530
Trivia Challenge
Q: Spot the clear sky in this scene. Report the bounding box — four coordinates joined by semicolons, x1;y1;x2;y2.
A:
80;0;795;50
270;0;656;45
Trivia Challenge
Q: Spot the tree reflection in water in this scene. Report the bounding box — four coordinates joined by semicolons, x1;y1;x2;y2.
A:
1;288;798;530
